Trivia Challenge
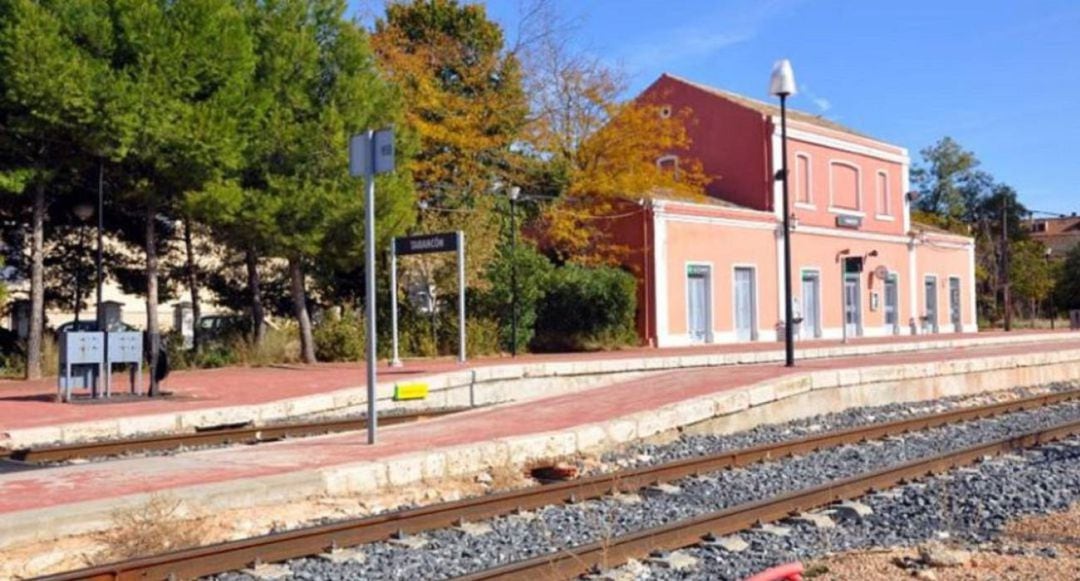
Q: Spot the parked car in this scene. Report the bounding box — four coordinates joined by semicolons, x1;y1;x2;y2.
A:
55;320;137;335
197;314;251;341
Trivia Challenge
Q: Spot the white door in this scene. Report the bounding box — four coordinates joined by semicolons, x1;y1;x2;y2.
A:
687;266;710;343
844;274;862;337
884;276;899;335
801;273;821;339
924;277;939;333
734;267;756;341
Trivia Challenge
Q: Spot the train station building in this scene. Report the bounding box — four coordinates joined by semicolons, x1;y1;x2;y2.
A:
611;74;977;347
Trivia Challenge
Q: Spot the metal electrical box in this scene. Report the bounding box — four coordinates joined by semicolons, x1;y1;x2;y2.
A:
58;331;105;402
106;331;143;396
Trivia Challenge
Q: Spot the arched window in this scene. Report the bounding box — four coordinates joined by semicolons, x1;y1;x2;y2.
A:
657;154;679;179
876;171;892;218
829;161;861;211
795;153;812;206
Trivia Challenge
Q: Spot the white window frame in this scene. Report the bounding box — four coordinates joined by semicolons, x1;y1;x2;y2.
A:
799;267;823;338
828;160;864;216
875;170;894;221
731;263;759;342
657;154;680;180
685;261;714;343
794;152;814;209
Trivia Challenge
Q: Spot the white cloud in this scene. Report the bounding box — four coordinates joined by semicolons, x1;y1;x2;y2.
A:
800;84;832;114
619;0;806;73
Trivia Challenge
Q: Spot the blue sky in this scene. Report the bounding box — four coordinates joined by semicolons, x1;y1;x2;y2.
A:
354;1;1080;215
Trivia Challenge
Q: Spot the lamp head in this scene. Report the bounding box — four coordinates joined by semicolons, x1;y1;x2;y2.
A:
769;59;797;97
508;186;521;201
73;203;94;222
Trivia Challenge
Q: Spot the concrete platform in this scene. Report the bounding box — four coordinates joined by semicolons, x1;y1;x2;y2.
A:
2;330;1078;449
1;334;1079;549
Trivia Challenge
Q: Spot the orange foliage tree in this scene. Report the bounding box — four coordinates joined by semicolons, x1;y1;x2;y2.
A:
372;0;527;282
515;7;707;264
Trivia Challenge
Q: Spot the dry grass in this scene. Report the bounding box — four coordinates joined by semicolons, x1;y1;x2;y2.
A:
92;495;210;563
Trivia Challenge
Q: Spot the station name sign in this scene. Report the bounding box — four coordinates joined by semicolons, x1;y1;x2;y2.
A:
394;232;459;256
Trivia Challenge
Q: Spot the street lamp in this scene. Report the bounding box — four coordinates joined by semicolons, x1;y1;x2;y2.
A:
73;202;94;324
1045;247;1055;330
508;186;521;356
770;59;797;367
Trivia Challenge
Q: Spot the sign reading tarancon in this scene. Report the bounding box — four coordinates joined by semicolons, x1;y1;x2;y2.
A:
394;232;459;256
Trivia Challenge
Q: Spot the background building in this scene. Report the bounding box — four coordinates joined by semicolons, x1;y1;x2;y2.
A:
610;74;977;347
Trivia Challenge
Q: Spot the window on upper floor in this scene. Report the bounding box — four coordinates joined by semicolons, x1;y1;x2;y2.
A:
657;154;679;179
876;171;892;218
795;153;812;206
829;161;861;211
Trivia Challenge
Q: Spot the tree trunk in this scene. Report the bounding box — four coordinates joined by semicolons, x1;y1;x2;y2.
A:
145;205;161;396
245;248;265;345
183;219;201;352
25;184;45;380
289;256;316;364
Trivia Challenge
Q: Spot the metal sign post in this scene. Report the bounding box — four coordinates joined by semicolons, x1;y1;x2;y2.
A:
457;231;466;364
389;231;467;366
389;242;401;367
350;128;394;445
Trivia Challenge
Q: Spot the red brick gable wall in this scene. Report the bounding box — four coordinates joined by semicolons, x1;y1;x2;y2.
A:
637;75;773;212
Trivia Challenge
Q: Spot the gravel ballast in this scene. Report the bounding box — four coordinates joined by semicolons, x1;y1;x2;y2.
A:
211;384;1080;581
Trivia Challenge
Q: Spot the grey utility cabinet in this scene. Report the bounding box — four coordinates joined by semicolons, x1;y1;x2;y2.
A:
106;331;143;396
58;331;105;402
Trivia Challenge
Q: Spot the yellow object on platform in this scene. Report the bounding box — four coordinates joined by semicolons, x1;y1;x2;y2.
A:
394;382;429;401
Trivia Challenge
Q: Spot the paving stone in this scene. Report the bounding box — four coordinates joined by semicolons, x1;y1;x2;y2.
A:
387;534;429;549
703;535;749;553
644;483;682;496
757;523;792;536
787;512;836;529
241;563;292;580
833;500;873;519
318;547;367;564
648;550;698;571
507;510;538;523
455;521;493;536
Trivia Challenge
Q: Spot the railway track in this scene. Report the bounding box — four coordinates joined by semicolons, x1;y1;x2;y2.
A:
0;407;467;464
35;388;1080;581
458;417;1080;580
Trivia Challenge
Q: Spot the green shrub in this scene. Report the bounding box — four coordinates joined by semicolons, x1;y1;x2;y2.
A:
239;324;301;366
466;316;502;357
313;308;365;362
533;264;638;352
476;243;554;354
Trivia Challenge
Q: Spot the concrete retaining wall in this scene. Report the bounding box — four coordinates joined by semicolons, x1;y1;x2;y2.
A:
3;344;1078;550
8;332;1080;449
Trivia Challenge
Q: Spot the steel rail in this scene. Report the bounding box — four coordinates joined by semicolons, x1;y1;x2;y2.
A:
35;389;1080;581
1;408;468;464
457;417;1080;581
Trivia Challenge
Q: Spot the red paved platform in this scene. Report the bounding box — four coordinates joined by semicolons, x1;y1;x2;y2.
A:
0;330;1070;433
1;338;1079;517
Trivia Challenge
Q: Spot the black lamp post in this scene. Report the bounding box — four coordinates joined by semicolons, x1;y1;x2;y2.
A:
73;202;94;324
770;59;797;367
1045;247;1054;330
508;186;521;357
96;163;104;330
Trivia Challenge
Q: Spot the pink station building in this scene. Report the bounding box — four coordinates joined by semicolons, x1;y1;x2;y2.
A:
610;74;977;347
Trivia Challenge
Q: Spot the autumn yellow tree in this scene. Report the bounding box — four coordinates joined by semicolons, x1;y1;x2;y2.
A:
515;2;707;263
372;0;527;283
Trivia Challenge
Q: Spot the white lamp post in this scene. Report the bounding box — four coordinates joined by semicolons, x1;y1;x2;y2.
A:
770;59;797;367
